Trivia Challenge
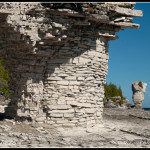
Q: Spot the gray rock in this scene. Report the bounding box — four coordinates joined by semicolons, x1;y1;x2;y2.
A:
104;100;119;108
132;81;147;108
109;96;121;100
0;2;142;127
120;99;132;108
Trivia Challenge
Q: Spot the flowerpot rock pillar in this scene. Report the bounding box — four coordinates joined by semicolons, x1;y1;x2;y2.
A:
0;3;142;126
132;81;147;109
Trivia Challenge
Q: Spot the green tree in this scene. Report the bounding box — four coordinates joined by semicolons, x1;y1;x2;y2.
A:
118;85;126;100
0;57;10;99
104;82;126;100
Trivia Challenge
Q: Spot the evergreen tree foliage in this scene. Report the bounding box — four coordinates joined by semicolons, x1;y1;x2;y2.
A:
0;57;10;99
118;85;126;99
104;82;126;100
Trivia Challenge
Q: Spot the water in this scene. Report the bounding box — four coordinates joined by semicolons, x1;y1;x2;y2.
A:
143;108;150;111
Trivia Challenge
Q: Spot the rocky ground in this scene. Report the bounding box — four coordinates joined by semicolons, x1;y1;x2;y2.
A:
0;108;150;148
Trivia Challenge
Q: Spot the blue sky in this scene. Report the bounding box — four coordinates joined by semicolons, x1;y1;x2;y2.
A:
106;3;150;108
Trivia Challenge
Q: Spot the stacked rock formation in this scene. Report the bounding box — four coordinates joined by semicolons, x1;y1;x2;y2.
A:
0;3;142;127
132;81;147;109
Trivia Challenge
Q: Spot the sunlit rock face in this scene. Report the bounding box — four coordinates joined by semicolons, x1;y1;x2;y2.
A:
132;82;147;109
0;2;142;127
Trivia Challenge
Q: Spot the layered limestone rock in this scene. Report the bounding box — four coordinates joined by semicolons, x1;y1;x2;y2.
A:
0;3;142;126
132;81;147;108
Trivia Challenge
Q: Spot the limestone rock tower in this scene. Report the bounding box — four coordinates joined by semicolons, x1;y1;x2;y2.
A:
0;2;142;127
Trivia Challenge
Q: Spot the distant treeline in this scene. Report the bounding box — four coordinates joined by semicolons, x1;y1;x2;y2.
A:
0;57;10;99
104;82;126;100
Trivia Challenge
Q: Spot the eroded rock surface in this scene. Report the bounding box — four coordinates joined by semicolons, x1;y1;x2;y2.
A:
0;3;142;126
132;82;147;108
0;108;149;147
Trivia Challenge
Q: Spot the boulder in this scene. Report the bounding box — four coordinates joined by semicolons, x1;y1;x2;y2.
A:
104;97;132;109
120;99;132;108
104;99;119;108
109;96;121;100
0;95;10;105
0;95;5;102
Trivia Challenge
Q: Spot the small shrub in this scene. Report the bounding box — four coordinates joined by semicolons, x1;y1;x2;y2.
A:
103;98;105;103
111;98;116;102
118;99;123;105
0;57;10;99
138;81;143;88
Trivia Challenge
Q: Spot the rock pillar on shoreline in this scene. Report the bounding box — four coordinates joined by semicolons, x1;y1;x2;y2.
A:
132;81;147;108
